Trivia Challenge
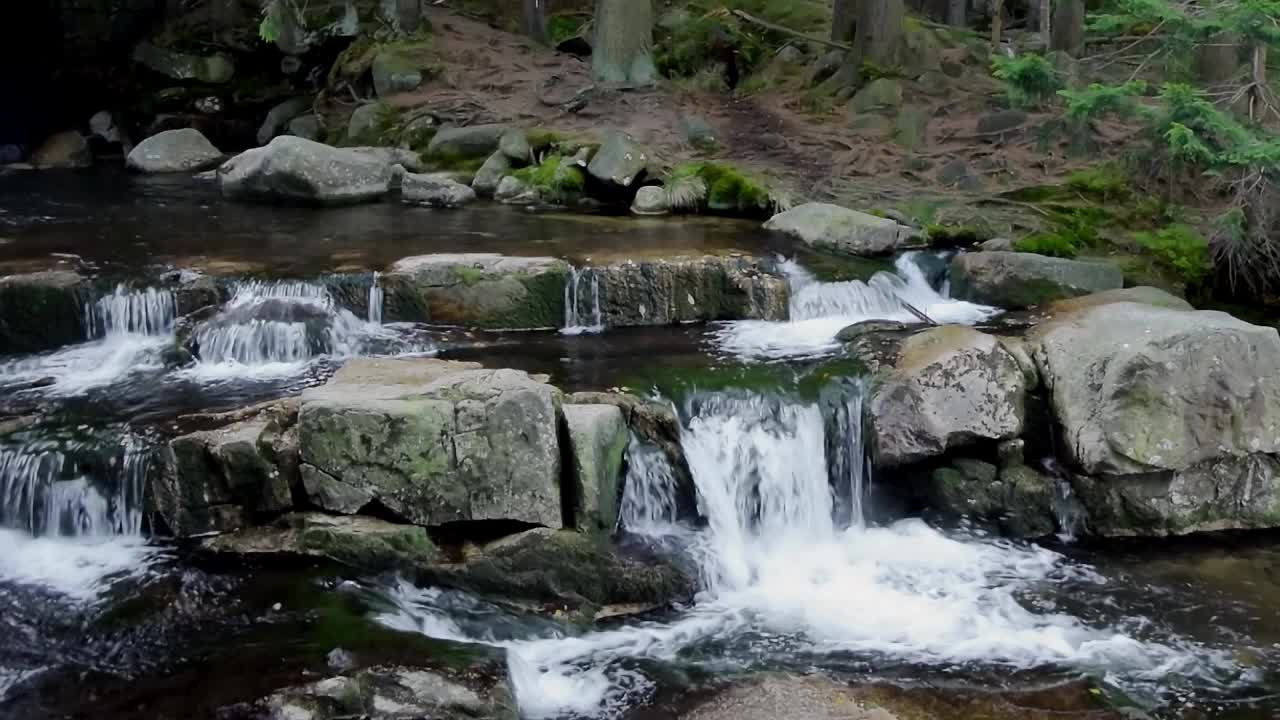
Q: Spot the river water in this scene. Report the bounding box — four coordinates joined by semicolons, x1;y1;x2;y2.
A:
1;172;1278;719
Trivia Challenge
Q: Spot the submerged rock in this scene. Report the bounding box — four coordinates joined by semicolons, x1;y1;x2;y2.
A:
248;664;515;720
764;203;914;256
563;404;629;530
401;172;477;208
382;253;570;328
0;270;88;354
31;131;92;169
949;251;1123;308
298;359;564;528
204;513;437;571
126;128;223;173
219;136;393;205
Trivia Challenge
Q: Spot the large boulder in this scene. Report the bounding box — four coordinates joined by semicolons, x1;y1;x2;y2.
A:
258;97;313;145
31;131;92;169
427;124;510;162
471;151;512;196
563;404;628;530
923;456;1058;538
764;203;914;256
401;172;477;208
219;136;393;205
382;254;570;328
1033;302;1280;476
0;270;88;354
132;42;234;83
631;185;671;216
297;359;565;528
346;103;383;143
126;128;223;173
586;130;652;190
867;326;1027;467
203;513;437;571
592;255;790;326
950;251;1124;309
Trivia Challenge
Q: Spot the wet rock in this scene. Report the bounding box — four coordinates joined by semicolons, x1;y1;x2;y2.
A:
126;128;223;173
563;404;628;530
424;528;694;618
219;137;393;205
631;185;671;215
950;251;1123;308
383;253;570;328
252;664;515;720
1033;302;1280;476
298;359;564;527
593;255;789;326
401;172;477;208
257;97;313;145
89;111;130;152
926;458;1057;537
287;114;321;141
764;203;914;256
494;175;540;205
132;42;234;84
0;270;88;354
681;674;886;720
471;151;511;196
868;326;1027;467
31;131;92;169
835;320;917;343
204;513;438;571
498;129;532;163
427;124;510;162
587;130;652;191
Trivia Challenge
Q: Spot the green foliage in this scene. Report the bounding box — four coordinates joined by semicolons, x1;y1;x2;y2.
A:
1014;209;1105;258
924;224;989;247
1066;165;1132;201
991;54;1063;108
1131;224;1212;284
1015;233;1081;258
546;14;585;45
1059;81;1147;124
664;162;780;216
656;1;828;81
513;155;586;200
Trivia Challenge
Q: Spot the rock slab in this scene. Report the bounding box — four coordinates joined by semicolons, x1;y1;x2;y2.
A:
127;128;223;173
764;203;913;256
950;251;1123;308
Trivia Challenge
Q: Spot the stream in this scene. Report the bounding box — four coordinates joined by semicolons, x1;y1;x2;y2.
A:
1;171;1278;719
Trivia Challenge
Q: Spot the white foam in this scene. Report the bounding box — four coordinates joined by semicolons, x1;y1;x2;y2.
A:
0;528;161;603
0;334;169;396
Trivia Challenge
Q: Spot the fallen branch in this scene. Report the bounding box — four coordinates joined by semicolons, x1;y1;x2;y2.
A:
901;300;938;326
728;9;851;52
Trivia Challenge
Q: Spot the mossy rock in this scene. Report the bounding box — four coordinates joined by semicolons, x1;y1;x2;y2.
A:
0;270;89;354
850;78;903;115
203;513;438;572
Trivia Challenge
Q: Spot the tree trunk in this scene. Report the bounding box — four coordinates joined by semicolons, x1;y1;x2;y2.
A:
1039;0;1051;49
1049;0;1083;56
396;0;422;34
947;0;966;27
1195;32;1242;84
989;0;1003;45
853;0;905;68
832;0;858;42
592;0;656;85
1250;43;1267;120
522;0;548;44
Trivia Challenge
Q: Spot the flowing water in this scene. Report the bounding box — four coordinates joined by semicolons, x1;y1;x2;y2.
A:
1;174;1279;719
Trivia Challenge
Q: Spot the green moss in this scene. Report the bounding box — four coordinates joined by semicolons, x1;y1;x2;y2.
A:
505;269;571;329
1130;224;1211;285
512;155;586;201
666;162;774;217
795;246;895;282
1015;233;1080;258
451;266;487;286
1065;164;1131;201
328;35;379;86
425;147;488;172
546;14;585;45
622;357;867;404
526;128;564;151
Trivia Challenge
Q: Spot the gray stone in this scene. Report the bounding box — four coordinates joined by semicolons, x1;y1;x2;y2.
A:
401;172;477;208
498;130;532;163
631;185;671;216
382;254;570;328
850;78;903;114
31;131;92;169
258;96;313;145
1047;286;1193;314
427;124;510;160
893;107;929;149
587;130;652;189
925;460;1056;537
764;203;914;256
347;146;427;173
219;136;393;205
472;152;512;196
563;405;628;530
132;42;234;83
258;662;515;720
937;159;980;188
593;256;789;326
347;103;384;143
1032;302;1280;476
287;114;321;141
679;115;719;149
372;51;423;97
950;251;1124;308
494;175;539;205
298;359;564;527
869;326;1027;467
979;237;1014;252
835;320;916;342
808;50;845;85
126;128;223;173
0;270;89;354
300;463;373;513
203;512;437;570
976;109;1029;137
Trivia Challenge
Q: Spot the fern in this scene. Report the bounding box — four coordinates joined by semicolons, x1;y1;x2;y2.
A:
666;175;708;211
991;54;1063;109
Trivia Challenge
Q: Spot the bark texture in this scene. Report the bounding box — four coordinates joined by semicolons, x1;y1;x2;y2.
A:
592;0;657;85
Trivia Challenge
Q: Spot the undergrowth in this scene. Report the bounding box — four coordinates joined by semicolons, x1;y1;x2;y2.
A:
666;162;777;215
991;54;1062;109
1131;225;1212;285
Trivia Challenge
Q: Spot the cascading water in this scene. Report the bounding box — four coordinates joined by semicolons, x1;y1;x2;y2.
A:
715;253;1001;359
87;285;177;338
562;265;604;335
377;384;1234;719
368;271;384;325
616;435;682;535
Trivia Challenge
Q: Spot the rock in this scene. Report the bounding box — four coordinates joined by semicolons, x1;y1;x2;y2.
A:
132;42;234;83
347;146;427;174
472;152;512;196
868;326;1027;467
893;107;929;149
1047;286;1192;314
950;251;1124;309
850;78;904;114
764;203;914;256
586;130;651;190
679;115;719;150
681;674;885;720
298;360;564;527
149;407;299;537
936;159;981;189
382;254;570;328
976;109;1029;137
631;185;671;215
219;137;393;205
498;130;532;163
31;131;92;169
88;111;130;152
1033;302;1280;476
809;49;845;85
979;237;1014;252
254;663;515;720
427;124;510;162
425;528;695;617
563;405;628;530
347;103;384;143
372;51;423;97
287;114;321;140
0;270;88;354
592;256;790;326
776;45;805;64
257;97;313;145
204;513;437;570
126;128;223;173
301;463;373;513
494;175;540;205
835;319;917;342
926;459;1057;537
848;114;894;140
401;172;477;208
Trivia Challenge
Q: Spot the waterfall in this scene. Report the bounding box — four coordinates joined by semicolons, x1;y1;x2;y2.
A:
1042;458;1087;542
89;285;177;338
368;271;384;325
562;266;603;335
616;436;681;535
